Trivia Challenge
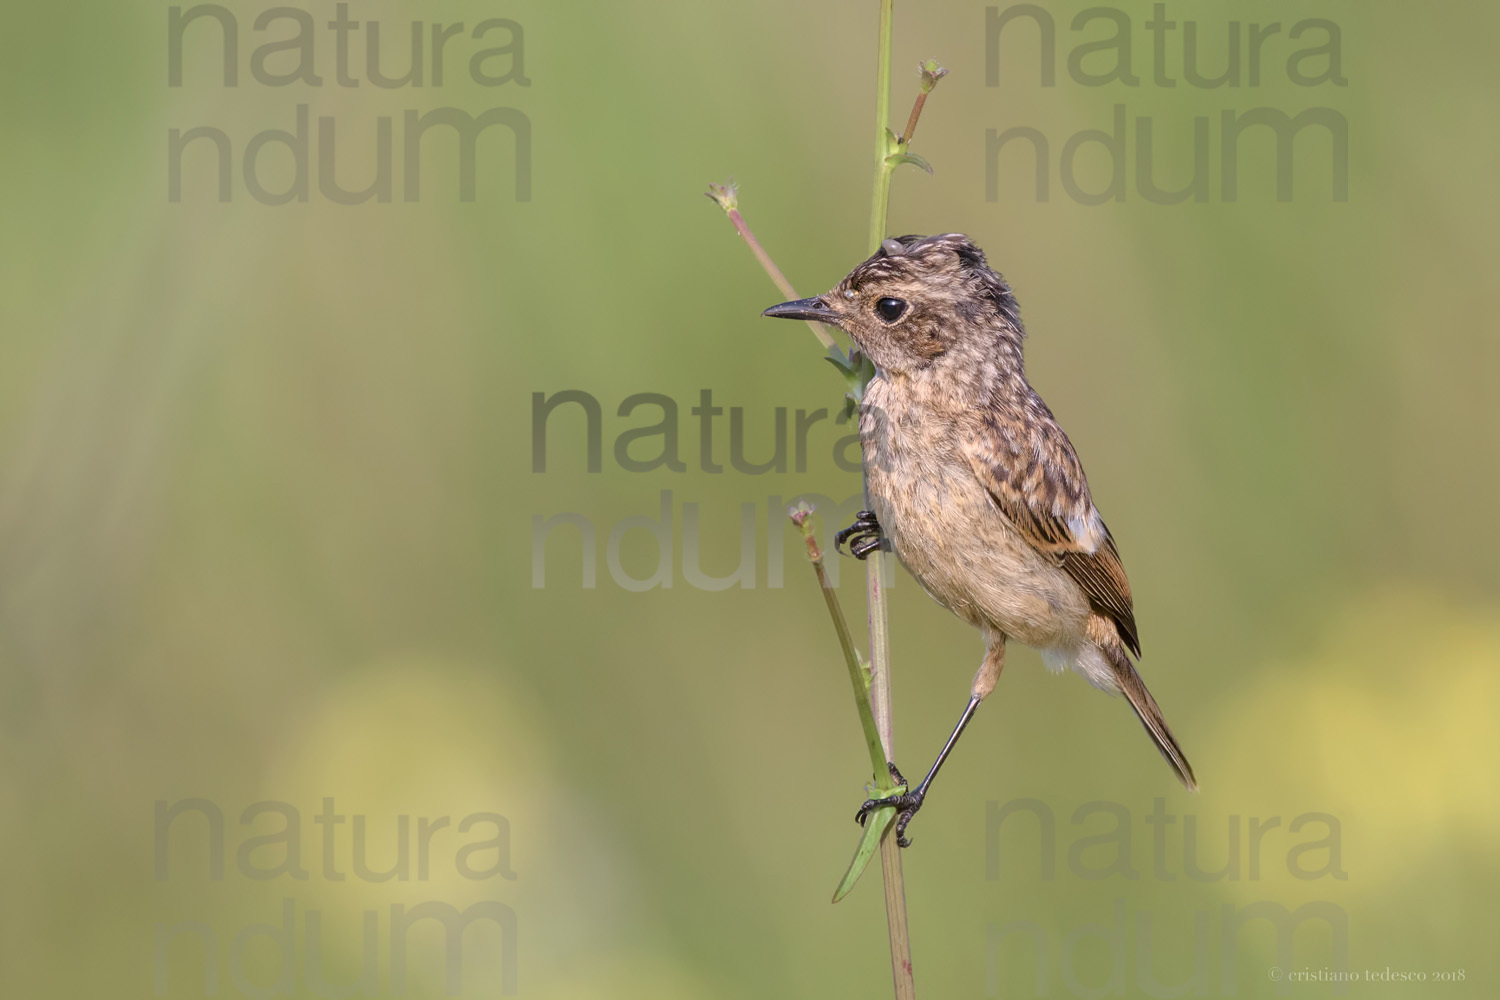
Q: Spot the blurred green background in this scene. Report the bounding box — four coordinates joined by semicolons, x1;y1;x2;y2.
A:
2;0;1497;997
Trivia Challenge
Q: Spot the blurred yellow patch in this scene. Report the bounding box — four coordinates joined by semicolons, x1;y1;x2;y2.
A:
260;656;554;908
1209;588;1500;892
530;952;728;1000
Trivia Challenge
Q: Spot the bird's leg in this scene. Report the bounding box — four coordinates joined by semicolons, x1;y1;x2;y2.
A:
855;639;1004;847
855;695;982;847
835;510;886;560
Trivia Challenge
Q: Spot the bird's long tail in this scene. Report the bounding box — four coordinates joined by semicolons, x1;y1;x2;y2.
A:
1105;645;1198;792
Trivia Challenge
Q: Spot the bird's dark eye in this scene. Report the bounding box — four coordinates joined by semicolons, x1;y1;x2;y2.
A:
875;297;908;322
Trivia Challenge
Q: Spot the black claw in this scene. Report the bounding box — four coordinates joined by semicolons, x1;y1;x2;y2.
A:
835;510;884;559
854;761;925;848
895;806;919;847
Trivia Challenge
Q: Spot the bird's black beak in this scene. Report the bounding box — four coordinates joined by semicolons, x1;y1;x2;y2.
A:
762;297;840;324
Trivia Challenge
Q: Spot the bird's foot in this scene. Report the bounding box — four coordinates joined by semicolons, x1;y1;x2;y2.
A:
855;761;925;848
835;510;886;560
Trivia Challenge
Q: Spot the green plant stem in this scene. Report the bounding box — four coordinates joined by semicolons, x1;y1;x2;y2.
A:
868;555;912;1000
864;7;916;999
711;2;927;992
867;0;896;256
791;513;892;782
864;0;899;763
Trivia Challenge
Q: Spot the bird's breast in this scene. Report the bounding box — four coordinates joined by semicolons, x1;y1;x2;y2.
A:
859;379;1091;644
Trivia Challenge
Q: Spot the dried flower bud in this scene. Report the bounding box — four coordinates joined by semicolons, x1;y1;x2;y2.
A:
705;178;739;213
919;59;949;94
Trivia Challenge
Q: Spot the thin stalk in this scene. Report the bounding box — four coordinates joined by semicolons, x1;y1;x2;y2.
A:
901;60;948;145
867;0;896;256
708;181;839;352
901;92;929;145
708;4;946;994
868;553;912;1000
789;509;891;781
863;7;916;1000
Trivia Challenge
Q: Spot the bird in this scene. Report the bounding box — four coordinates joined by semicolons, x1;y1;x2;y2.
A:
762;233;1196;846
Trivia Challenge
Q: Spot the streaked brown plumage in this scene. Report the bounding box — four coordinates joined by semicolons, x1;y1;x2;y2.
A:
764;233;1196;845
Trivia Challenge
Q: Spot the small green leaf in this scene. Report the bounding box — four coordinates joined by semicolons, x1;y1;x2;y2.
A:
832;805;896;902
885;152;934;175
845;351;877;402
841;393;858;422
828;348;875;408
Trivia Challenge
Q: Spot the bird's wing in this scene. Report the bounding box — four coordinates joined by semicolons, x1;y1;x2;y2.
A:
959;403;1141;657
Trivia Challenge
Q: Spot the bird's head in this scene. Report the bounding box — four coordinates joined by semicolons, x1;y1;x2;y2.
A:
762;233;1024;376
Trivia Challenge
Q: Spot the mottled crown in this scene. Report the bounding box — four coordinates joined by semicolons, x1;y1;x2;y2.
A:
844;233;1024;335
